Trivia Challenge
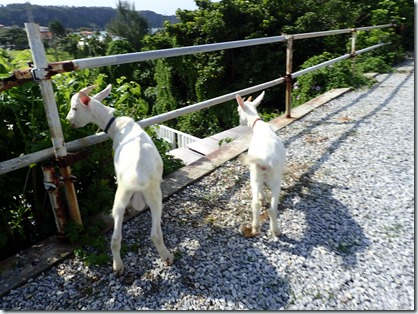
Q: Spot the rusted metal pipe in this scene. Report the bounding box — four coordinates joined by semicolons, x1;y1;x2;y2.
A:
41;162;67;241
0;69;33;92
59;165;82;225
56;151;90;226
285;36;294;118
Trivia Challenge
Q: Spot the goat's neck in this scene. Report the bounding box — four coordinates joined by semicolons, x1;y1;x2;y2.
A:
248;114;262;131
91;102;116;138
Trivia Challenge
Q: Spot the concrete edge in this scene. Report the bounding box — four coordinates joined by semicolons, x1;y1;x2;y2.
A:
0;86;352;297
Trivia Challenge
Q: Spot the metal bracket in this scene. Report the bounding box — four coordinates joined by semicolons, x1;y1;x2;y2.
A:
31;67;49;81
43;181;58;191
40;152;88;192
284;73;293;83
69;175;78;183
55;151;89;168
43;172;65;191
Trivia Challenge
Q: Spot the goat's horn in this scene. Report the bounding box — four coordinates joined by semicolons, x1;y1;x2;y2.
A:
247;96;253;102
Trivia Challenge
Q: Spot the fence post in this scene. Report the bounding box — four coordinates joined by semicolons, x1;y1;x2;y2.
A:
285;36;294;118
351;28;358;74
25;23;82;227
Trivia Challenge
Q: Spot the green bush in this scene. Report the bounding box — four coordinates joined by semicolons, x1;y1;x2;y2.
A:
356;55;393;74
0;56;183;260
292;52;373;106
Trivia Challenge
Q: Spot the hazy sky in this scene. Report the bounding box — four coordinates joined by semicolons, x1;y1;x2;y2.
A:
0;0;203;15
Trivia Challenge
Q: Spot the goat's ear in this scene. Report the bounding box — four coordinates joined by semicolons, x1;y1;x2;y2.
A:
251;91;265;108
236;94;245;108
93;84;112;102
80;85;97;95
79;92;90;106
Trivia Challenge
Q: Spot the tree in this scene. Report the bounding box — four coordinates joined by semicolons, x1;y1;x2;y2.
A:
0;27;28;50
105;39;136;83
48;20;66;38
57;34;81;59
140;0;412;137
106;0;149;52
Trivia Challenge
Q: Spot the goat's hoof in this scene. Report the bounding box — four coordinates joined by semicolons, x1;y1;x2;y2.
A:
271;229;282;238
241;224;259;238
165;253;174;266
113;263;124;276
260;200;269;208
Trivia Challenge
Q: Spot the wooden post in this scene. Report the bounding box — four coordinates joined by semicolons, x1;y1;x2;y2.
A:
285;36;294;118
25;23;82;226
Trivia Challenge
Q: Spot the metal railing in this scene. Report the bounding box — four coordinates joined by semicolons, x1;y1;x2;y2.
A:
0;22;394;229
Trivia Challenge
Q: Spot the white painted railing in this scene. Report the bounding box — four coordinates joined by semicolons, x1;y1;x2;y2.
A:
154;125;200;150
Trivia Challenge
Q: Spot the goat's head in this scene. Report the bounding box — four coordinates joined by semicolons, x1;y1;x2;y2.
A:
236;91;265;127
66;84;113;128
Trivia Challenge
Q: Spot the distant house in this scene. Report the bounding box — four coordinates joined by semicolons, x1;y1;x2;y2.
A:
79;30;95;37
75;30;120;47
39;26;53;40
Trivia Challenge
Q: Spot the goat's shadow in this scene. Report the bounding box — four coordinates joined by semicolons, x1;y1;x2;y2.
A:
122;175;291;310
53;169;290;310
277;177;368;267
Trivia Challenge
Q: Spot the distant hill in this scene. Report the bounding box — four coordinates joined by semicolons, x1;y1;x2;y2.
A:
0;3;178;29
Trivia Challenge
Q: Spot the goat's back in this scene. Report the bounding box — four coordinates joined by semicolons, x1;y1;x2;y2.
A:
247;122;286;176
113;117;163;190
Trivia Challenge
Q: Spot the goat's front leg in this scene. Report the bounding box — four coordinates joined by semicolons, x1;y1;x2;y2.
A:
144;185;174;265
111;187;132;276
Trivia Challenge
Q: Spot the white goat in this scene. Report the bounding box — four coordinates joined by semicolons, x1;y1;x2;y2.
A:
66;84;173;275
236;91;286;237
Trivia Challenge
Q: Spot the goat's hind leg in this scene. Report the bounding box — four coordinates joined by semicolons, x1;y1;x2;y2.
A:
143;185;174;265
111;187;133;276
243;174;263;237
250;180;263;236
241;167;263;238
267;180;282;237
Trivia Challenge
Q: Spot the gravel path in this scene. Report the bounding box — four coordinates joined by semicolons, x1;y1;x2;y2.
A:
0;59;414;310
